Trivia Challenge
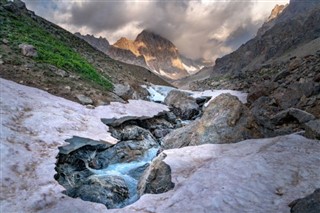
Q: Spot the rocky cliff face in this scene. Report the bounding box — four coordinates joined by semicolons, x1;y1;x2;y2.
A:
133;30;189;80
202;0;320;79
75;33;110;53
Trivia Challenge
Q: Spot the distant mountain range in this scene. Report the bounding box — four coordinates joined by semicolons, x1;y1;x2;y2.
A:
76;30;212;80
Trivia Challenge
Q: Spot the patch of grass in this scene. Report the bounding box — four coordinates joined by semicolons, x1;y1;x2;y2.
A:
0;7;113;90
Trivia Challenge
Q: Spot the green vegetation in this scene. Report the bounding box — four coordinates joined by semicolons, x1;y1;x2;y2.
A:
0;7;113;90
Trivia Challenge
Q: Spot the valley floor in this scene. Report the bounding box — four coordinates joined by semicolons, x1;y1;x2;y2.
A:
1;78;319;213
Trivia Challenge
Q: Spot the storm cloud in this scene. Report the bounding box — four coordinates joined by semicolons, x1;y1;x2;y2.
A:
24;0;289;61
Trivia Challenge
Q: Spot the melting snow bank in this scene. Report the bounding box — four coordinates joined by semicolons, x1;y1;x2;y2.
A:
0;78;168;212
143;84;247;104
120;134;320;213
1;78;320;212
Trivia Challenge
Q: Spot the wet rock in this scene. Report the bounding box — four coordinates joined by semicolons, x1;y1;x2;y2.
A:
76;94;93;105
138;153;174;196
304;119;320;139
18;43;37;57
128;163;149;180
162;93;261;149
289;189;320;213
272;108;316;125
110;125;155;141
164;89;200;120
153;129;171;138
67;175;129;209
94;137;158;168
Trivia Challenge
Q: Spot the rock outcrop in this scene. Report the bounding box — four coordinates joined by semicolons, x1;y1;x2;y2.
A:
138;152;174;196
75;33;110;53
162;93;261;149
164;90;200;120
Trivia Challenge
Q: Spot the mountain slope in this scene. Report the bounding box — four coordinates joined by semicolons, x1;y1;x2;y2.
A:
187;0;320;91
211;0;320;77
0;0;171;105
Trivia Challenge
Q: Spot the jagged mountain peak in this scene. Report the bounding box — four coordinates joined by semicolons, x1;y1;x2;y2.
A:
136;30;176;49
267;4;287;22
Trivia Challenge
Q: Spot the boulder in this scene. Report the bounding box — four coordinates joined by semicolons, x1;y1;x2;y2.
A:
289;189;320;213
304;119;320;140
76;94;93;105
110;125;155;141
162;93;261;149
274;82;320;109
164;89;199;120
67;175;129;209
18;43;37;57
48;65;69;77
272;108;316;124
247;81;277;104
113;84;133;101
138;152;174;196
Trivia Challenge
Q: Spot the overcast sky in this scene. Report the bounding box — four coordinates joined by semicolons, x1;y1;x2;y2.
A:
24;0;289;61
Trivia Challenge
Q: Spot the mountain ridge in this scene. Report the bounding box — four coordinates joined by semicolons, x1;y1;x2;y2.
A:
76;30;209;80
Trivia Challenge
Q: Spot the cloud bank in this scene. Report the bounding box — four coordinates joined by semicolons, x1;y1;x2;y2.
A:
24;0;289;61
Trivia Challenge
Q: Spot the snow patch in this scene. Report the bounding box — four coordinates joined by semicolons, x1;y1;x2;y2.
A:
182;62;199;74
0;78;168;212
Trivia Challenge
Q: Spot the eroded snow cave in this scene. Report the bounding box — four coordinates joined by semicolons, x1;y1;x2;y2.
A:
54;113;180;209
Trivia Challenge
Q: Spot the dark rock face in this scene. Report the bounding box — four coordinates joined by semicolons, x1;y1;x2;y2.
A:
164;90;200;120
290;189;320;213
304;119;320;140
75;33;110;53
138;153;174;196
162;93;261;149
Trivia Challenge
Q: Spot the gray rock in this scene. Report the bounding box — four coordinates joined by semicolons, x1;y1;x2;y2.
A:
2;38;8;44
289;189;320;213
113;84;133;100
304;119;320;139
162;93;261;149
164;89;199;120
55;69;68;77
0;59;3;65
138;153;174;196
110;125;155;141
76;94;93;105
69;175;129;209
18;43;37;57
272;108;316;124
153;129;171;138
